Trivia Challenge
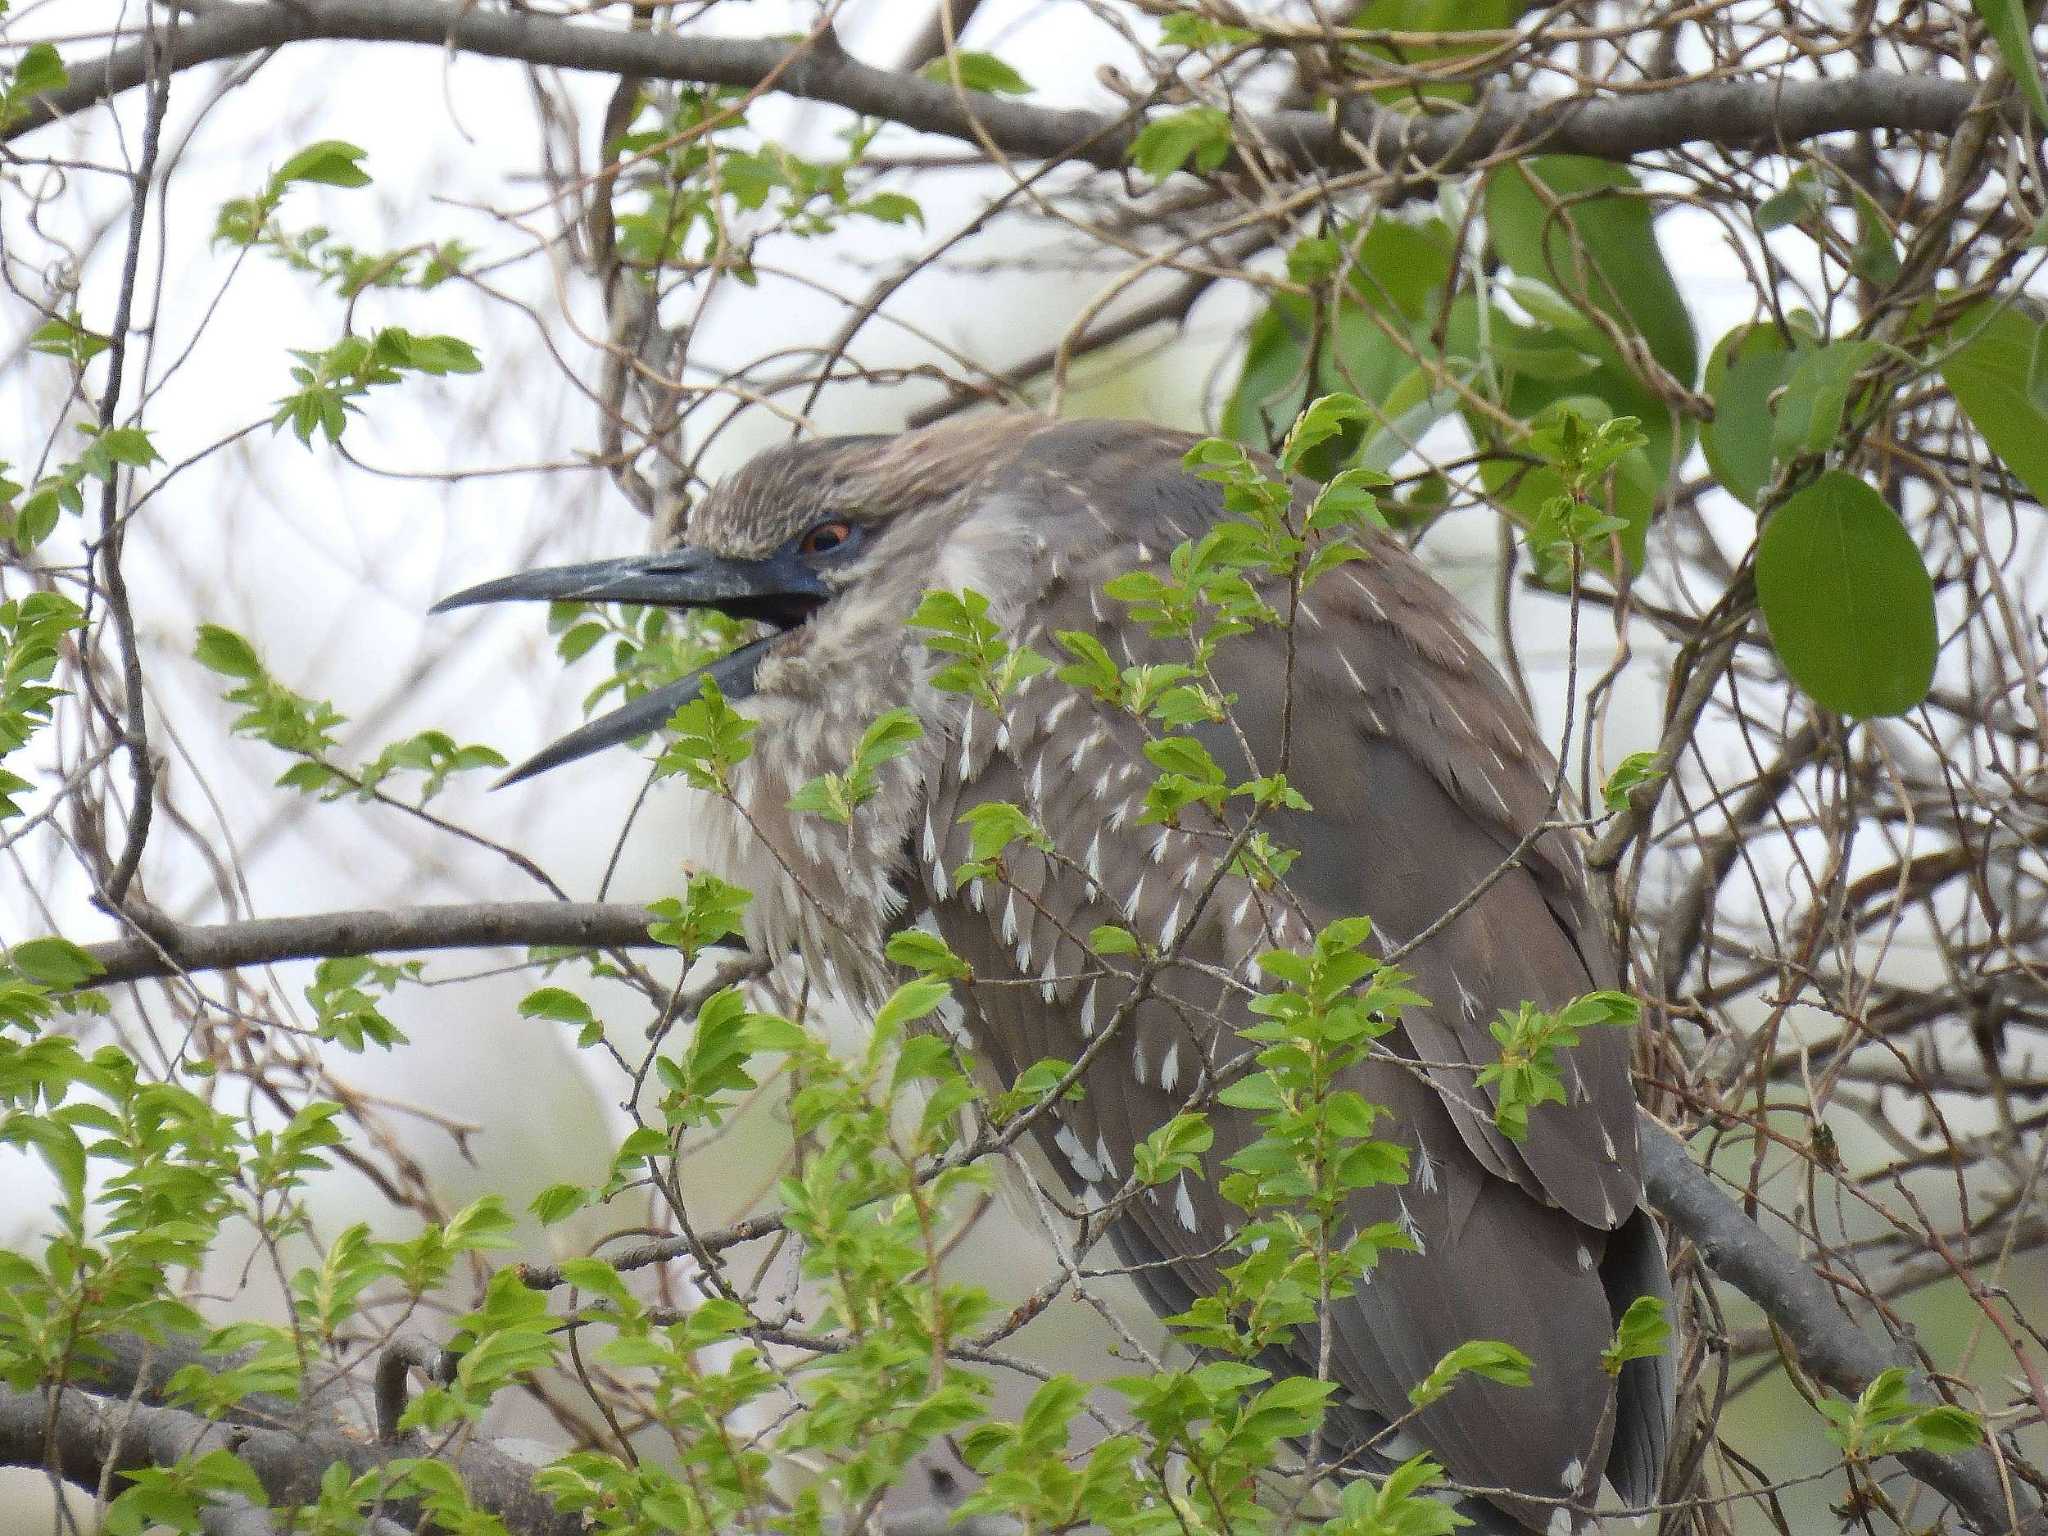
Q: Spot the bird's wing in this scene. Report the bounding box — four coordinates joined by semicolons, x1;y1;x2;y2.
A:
911;420;1664;1522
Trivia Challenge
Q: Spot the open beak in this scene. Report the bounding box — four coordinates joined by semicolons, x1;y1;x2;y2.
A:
433;546;828;787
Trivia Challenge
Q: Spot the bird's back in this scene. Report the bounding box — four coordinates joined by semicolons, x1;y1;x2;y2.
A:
908;418;1670;1532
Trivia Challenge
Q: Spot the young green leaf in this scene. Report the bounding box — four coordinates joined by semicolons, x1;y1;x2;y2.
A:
1129;107;1234;179
1602;1295;1670;1375
274;140;373;189
1600;751;1664;813
885;926;969;979
919;51;1032;95
1279;393;1372;477
655;678;757;792
1408;1340;1533;1409
1821;1366;1986;1458
9;937;103;990
0;43;66;130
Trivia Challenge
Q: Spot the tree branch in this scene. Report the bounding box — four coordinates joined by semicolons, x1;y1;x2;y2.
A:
18;0;1984;179
78;900;683;986
89;25;171;911
2;1332;986;1536
0;1379;581;1536
1640;1121;2043;1536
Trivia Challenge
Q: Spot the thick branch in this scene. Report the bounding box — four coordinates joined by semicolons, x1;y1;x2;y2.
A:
1640;1122;2042;1536
80;901;679;986
0;1379;579;1536
4;1333;981;1536
19;0;1983;178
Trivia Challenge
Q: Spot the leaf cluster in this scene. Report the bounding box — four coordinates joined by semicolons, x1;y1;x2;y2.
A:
194;624;504;804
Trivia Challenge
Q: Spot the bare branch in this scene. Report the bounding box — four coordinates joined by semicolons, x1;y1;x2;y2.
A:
77;901;692;987
17;0;1985;180
0;1378;580;1536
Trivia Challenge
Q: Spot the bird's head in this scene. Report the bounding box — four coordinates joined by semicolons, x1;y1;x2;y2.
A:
434;417;1049;786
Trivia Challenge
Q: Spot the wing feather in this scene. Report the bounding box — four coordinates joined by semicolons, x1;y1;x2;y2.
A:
906;420;1667;1529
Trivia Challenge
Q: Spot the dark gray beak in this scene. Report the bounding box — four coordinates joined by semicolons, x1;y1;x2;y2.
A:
433;546;828;787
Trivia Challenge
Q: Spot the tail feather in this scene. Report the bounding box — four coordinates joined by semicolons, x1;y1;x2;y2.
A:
1599;1208;1675;1509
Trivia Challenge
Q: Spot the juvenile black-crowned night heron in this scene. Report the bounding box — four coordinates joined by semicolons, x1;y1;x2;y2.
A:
437;415;1672;1533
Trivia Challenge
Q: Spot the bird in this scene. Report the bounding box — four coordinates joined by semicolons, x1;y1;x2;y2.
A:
435;414;1672;1533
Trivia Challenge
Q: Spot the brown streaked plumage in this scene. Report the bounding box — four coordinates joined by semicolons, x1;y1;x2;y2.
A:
436;414;1672;1533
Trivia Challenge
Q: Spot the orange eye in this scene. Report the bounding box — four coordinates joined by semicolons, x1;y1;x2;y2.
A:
800;521;854;555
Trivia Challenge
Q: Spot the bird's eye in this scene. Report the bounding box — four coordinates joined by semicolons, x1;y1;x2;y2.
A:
799;520;855;556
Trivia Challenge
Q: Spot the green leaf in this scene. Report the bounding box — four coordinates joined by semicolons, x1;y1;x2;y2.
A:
303;957;411;1051
874;976;952;1035
645;874;751;962
86;426;162;471
274;140;372;189
1279;393;1373;478
1285;235;1342;284
1849;190;1902;284
1335;1452;1467;1536
851;192;923;227
1357;364;1469;475
1556;990;1641;1030
376;328;482;375
1822;1366;1987;1458
657;988;782;1127
1159;15;1260;49
1756;166;1828;231
955;799;1050;872
885;927;968;979
1914;1405;1987;1454
1053;629;1120;703
1129;107;1233;180
1602;1295;1670;1375
1701;322;1801;506
1486;156;1698;392
992;1056;1081;1121
654;677;757;792
1133;1113;1212;1186
530;1183;591;1225
28;313;111;368
1408;1339;1532;1408
10;43;68;100
786;773;851;822
1971;0;2048;127
617;1126;669;1161
1492;394;1659;579
193;625;264;681
10;937;103;989
0;591;86;819
1943;298;2048;509
1477;995;1633;1140
519;988;595;1027
919;51;1032;95
1223;218;1457;452
1599;751;1664;813
909;587;1050;711
0;42;65;129
1308;465;1389;535
1771;338;1879;461
443;1194;519;1252
1756;471;1936;718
